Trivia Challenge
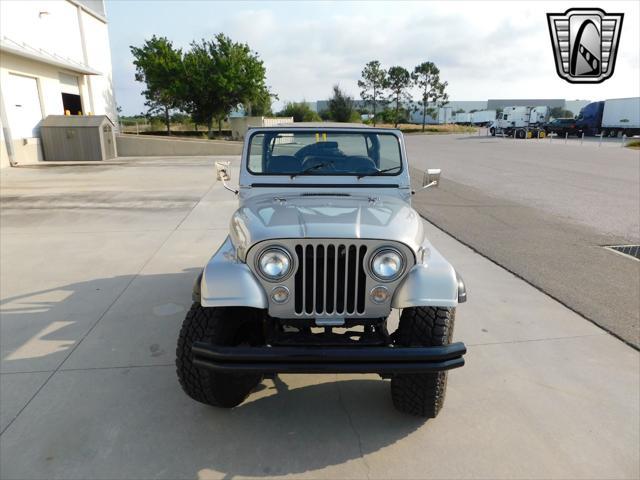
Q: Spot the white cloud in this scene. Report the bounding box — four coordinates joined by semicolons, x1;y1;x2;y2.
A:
108;1;640;114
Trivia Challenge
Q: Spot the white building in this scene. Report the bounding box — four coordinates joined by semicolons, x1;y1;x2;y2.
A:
0;0;117;167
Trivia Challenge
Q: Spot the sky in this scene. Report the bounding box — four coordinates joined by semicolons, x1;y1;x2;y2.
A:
105;0;640;115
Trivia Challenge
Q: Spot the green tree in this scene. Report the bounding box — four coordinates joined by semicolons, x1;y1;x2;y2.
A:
378;107;409;124
182;41;225;134
183;34;270;134
386;66;412;127
278;102;320;122
411;62;449;132
248;88;277;116
549;107;575;119
358;60;387;126
328;85;355;122
130;36;184;134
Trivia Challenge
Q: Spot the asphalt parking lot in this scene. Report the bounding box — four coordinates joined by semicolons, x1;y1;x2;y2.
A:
406;134;640;347
0;152;638;479
406;132;639;240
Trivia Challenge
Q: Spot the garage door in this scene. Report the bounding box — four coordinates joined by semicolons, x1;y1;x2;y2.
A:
8;74;43;138
59;73;83;115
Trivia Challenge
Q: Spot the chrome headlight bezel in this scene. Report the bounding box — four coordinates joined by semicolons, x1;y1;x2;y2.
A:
255;246;293;281
369;247;405;282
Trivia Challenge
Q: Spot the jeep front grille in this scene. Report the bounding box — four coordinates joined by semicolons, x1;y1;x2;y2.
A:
294;243;368;315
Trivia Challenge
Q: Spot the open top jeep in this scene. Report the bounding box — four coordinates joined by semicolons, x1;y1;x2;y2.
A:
176;124;467;417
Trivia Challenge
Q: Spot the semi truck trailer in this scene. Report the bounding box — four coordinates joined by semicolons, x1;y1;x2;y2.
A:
453;113;471;125
576;97;640;137
437;107;454;124
471;110;496;126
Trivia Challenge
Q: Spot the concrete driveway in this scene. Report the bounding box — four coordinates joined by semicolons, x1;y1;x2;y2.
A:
0;157;638;479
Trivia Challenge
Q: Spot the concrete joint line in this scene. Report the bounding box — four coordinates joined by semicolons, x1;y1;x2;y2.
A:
467;333;606;348
1;363;176;376
336;377;371;479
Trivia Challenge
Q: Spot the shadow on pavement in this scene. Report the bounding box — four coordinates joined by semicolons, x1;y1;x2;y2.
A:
0;268;201;371
192;377;425;478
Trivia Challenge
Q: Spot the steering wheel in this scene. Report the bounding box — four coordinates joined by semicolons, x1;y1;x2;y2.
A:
294;141;340;159
301;156;337;172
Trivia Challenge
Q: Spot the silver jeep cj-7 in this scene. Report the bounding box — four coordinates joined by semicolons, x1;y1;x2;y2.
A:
176;124;467;417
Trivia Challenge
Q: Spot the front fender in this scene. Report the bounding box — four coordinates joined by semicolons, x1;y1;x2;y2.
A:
200;236;268;308
392;246;465;308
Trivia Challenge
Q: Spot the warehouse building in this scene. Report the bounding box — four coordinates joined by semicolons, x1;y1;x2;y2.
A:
487;99;564;110
0;0;117;167
315;97;590;125
486;99;590;115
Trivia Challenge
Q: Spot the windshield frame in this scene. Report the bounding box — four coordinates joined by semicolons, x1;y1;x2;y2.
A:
244;128;404;178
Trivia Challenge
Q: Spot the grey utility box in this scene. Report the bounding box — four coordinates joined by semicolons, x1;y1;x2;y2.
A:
40;115;117;161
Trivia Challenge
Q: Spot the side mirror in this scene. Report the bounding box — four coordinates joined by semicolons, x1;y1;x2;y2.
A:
215;161;238;194
422;168;441;189
215;161;230;181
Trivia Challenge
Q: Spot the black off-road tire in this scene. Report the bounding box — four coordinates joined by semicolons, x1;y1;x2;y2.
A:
176;304;264;408
391;306;455;418
489;127;495;136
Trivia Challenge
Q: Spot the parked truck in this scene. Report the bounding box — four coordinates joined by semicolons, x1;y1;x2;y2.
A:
471;110;496;126
576;98;640;137
529;106;550;126
489;106;549;138
575;101;604;136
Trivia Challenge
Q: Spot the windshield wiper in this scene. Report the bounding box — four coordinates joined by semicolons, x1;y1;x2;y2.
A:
357;165;401;179
290;161;333;179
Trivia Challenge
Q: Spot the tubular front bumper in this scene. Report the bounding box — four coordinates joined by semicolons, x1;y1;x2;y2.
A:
192;342;467;374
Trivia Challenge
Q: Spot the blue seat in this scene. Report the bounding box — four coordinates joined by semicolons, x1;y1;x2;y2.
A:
352;155;377;172
267;156;301;174
336;155;377;173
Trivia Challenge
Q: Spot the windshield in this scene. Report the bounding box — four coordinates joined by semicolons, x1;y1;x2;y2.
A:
247;131;402;176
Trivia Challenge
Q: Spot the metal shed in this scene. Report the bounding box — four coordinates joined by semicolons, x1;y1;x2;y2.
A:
40;115;117;161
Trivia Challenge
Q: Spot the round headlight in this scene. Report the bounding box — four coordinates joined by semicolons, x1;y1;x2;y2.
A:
258;247;292;280
370;248;404;281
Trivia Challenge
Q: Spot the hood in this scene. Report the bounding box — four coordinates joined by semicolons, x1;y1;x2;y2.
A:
229;192;425;256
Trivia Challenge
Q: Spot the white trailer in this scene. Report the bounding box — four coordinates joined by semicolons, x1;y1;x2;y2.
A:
601;97;640;137
471;110;496;126
490;106;547;139
437;107;453;124
454;113;471;124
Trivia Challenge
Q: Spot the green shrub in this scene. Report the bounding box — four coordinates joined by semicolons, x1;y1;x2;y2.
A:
377;108;409;124
319;110;332;121
327;85;355;122
277;102;320;122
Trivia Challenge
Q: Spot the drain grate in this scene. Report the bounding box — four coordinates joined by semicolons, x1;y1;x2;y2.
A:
604;245;640;261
